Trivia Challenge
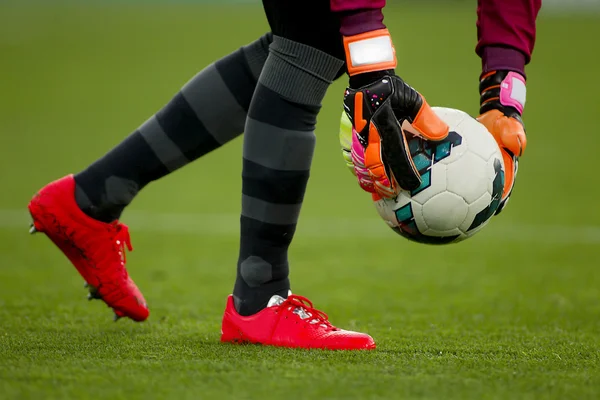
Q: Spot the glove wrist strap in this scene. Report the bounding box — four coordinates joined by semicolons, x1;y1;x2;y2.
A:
343;29;397;76
480;70;527;115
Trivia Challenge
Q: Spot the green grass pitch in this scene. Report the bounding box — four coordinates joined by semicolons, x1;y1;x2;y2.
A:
1;3;599;399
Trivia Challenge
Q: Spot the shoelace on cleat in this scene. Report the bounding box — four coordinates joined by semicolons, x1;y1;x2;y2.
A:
112;223;133;265
85;222;134;303
279;295;335;330
105;223;134;300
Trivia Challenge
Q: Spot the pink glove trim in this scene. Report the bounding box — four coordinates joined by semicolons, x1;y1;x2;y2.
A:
499;71;526;115
351;128;375;193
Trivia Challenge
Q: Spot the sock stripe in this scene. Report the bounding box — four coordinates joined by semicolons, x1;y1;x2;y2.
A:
243;117;316;171
241;194;302;226
125;132;171;183
242;159;310;205
138;116;190;171
240;215;296;245
72;36;274;224
247;83;320;131
154;92;221;161
214;49;257;115
181;64;247;145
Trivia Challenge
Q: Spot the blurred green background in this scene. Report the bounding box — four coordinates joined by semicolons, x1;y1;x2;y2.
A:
1;1;599;399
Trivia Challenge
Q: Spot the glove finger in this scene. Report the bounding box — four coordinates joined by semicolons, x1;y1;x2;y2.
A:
339;112;358;176
351;128;366;168
500;149;517;203
409;95;449;141
339;111;353;152
351;129;376;193
500;116;527;157
371;105;422;192
364;123;397;198
477;110;527;156
342;150;355;175
495;150;518;216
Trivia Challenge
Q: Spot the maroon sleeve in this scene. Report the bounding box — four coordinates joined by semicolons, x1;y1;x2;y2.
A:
476;0;542;77
330;0;386;12
331;0;387;36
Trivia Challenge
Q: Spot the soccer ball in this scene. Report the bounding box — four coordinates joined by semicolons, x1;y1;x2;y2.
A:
373;107;505;244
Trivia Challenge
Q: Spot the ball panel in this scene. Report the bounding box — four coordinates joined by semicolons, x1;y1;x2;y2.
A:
446;151;489;204
464;156;505;231
391;227;461;245
486;156;505;196
459;192;491;233
429;107;468;126
421;192;468;232
374;198;400;229
411;163;447;205
422;227;462;237
457;116;502;162
411;201;428;231
464;220;490;239
404;131;461;202
386;202;461;245
434;131;468;166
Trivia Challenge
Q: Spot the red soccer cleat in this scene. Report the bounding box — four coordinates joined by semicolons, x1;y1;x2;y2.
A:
220;294;376;350
28;175;149;322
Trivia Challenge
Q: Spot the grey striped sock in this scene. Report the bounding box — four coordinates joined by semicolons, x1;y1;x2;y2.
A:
233;36;344;316
74;34;272;223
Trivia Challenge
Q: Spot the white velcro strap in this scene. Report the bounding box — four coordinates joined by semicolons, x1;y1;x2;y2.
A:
343;29;397;75
347;35;395;67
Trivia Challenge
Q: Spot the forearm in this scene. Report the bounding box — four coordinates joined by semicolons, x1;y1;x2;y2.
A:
331;0;386;35
476;0;542;76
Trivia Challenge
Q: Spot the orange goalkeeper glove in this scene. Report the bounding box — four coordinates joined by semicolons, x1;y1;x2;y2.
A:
340;29;449;199
477;70;528;214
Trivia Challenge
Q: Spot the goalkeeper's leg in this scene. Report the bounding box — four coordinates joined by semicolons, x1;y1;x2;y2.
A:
221;0;375;350
28;34;272;321
74;34;273;222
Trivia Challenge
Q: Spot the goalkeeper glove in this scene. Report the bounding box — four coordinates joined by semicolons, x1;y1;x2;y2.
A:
477;70;528;214
340;29;449;199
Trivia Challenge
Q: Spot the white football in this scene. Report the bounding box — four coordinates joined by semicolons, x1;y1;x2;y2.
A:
374;107;505;244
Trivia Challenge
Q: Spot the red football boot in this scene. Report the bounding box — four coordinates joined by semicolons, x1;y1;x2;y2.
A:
28;175;149;322
221;294;376;350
